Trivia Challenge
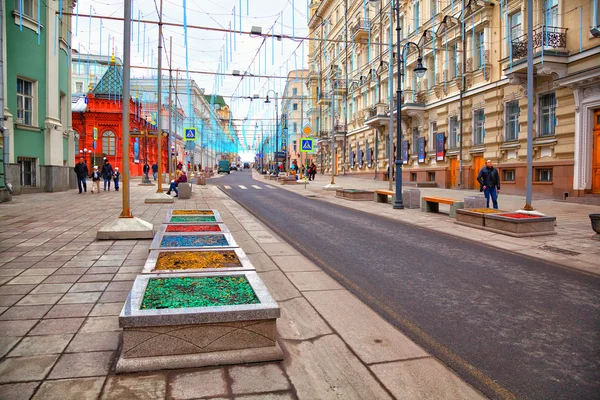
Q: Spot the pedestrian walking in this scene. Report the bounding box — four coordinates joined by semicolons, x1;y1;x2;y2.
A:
477;159;501;209
90;166;101;194
114;167;121;191
74;157;89;194
143;163;150;179
152;162;158;181
101;159;114;191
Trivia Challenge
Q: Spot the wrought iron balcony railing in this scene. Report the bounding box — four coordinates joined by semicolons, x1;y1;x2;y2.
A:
511;26;568;60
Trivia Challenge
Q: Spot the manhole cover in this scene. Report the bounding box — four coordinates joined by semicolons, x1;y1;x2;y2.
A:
539;245;580;256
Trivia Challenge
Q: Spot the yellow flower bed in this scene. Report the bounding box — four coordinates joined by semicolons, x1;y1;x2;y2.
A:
467;208;504;214
154;251;241;271
172;210;214;215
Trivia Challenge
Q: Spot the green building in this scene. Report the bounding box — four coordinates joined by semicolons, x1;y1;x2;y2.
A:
1;0;75;200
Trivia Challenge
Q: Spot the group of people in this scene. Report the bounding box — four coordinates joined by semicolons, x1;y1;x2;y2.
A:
74;158;121;194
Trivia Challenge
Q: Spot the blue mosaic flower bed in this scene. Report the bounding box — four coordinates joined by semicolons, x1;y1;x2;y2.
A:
160;234;229;248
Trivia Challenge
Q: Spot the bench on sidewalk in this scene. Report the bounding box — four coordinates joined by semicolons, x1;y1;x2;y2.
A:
421;196;464;218
178;183;192;199
374;189;395;203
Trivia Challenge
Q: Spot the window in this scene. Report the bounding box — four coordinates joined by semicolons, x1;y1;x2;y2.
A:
473;109;485;145
412;127;420;153
60;93;66;124
539;93;556;137
76;82;83;93
544;0;558;27
17;78;33;125
505;101;520;141
292;88;297;96
427;172;436;181
102;131;116;156
414;1;420;31
74;132;80;155
429;121;437;151
411;172;417;181
503;169;516;181
18;157;36;187
449;116;459;148
293;103;298;111
593;0;600;27
509;12;522;44
536;168;553;182
293;122;297;134
14;0;35;19
431;0;437;18
450;43;458;79
293;141;297;152
475;31;485;69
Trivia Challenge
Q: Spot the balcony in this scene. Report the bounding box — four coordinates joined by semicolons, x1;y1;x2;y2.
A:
511;26;568;60
317;93;331;105
352;19;370;43
364;103;390;128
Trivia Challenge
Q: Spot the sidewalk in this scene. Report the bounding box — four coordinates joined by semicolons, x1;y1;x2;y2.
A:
0;183;484;399
255;170;600;276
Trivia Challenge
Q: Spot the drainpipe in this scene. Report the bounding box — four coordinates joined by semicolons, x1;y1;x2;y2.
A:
0;3;11;194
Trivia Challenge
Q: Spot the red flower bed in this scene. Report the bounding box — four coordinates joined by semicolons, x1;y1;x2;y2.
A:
496;213;541;219
165;224;221;233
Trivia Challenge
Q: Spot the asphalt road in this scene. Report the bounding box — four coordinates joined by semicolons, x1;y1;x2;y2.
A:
215;170;600;400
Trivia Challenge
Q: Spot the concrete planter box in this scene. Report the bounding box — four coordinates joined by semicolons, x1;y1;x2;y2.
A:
455;209;503;227
117;271;282;373
163;210;223;225
142;248;255;274
150;232;238;251
590;214;600;240
335;189;375;201
483;213;557;237
158;223;229;235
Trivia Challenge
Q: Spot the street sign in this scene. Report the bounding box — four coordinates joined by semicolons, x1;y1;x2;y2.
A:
184;128;196;141
302;124;313;136
93;127;98;141
300;138;315;153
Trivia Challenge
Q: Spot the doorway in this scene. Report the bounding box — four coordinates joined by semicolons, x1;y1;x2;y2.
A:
450;158;458;188
473;155;484;189
593;110;600;194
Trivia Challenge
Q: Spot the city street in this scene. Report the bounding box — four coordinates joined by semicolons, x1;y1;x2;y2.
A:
218;170;600;400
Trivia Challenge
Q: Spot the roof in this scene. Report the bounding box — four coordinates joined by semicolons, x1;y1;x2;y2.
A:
92;59;123;97
204;94;227;108
72;97;87;112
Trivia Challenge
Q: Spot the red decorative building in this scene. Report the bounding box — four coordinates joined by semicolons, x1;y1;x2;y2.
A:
72;57;168;176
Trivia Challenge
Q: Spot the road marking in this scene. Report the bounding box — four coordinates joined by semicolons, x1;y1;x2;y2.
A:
251;185;262;190
265;185;276;189
223;185;231;190
239;185;247;190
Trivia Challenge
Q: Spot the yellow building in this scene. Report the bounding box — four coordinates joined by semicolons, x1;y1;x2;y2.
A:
282;70;311;169
308;0;600;199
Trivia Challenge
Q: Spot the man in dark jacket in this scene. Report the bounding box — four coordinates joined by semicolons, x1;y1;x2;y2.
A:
101;159;114;191
151;163;158;181
74;157;89;194
477;159;501;209
143;163;150;179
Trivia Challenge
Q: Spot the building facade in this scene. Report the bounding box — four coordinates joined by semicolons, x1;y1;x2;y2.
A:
1;0;76;198
281;70;311;169
308;0;600;199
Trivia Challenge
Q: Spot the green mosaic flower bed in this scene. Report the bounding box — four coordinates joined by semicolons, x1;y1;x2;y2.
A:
170;215;217;223
141;276;260;309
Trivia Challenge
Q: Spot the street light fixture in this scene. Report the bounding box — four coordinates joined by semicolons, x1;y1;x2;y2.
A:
369;0;427;209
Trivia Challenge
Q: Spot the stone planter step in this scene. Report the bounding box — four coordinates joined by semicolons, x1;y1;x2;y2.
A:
117;271;281;373
150;232;238;251
142;248;255;274
335;189;375;201
158;223;230;235
163;210;223;225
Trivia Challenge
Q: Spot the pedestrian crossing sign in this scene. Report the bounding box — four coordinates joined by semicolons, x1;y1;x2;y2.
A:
184;128;196;141
300;138;315;153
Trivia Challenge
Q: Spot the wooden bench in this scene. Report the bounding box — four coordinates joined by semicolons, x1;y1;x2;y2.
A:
374;189;395;203
421;196;464;218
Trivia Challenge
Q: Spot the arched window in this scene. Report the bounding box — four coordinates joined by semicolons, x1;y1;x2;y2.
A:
102;131;116;155
74;131;80;155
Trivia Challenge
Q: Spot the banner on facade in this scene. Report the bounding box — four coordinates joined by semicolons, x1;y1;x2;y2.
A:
436;133;445;161
402;140;409;164
418;137;426;163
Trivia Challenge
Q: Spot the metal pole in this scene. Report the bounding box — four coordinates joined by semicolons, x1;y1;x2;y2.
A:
155;0;164;193
331;78;336;184
524;0;534;209
120;0;133;217
393;4;404;209
175;69;179;175
168;36;173;182
343;0;348;176
275;92;279;172
458;0;465;187
388;0;394;191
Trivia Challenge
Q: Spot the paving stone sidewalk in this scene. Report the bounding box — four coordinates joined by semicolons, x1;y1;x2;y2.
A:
259;171;600;276
0;183;484;399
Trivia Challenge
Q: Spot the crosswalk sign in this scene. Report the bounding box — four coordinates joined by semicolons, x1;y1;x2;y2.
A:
300;138;315;153
184;128;196;141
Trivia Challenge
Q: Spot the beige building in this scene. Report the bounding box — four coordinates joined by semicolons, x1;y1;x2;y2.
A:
307;0;600;199
281;70;311;169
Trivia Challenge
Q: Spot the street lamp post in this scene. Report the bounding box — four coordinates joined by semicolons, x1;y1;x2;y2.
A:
265;91;279;173
79;148;91;166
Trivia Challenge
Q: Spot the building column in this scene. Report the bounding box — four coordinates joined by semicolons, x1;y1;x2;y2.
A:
44;0;63;167
2;0;14;163
572;83;600;192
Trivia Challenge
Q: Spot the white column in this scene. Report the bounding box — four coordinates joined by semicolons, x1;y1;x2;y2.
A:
44;0;63;166
2;0;14;163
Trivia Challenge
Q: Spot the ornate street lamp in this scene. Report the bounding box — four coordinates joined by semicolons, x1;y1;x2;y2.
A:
79;148;91;166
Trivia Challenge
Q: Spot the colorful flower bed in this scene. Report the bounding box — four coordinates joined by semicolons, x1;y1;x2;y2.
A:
496;213;541;219
467;208;503;214
159;234;229;248
165;224;221;233
170;215;217;223
172;210;214;215
154;250;242;271
141;276;260;309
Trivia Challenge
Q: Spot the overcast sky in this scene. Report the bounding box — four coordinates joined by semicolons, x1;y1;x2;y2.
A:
72;0;311;154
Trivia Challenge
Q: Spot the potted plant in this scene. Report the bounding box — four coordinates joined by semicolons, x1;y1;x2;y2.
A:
590;214;600;240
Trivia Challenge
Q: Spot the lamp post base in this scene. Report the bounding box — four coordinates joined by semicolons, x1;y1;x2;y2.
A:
144;192;175;204
97;217;154;240
322;183;342;191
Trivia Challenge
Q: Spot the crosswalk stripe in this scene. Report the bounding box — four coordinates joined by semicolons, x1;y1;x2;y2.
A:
239;185;248;189
265;185;276;189
224;185;231;190
251;185;262;190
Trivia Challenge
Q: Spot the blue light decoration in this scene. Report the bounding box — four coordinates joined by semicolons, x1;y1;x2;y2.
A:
281;12;284;55
19;0;22;31
233;6;237;51
75;0;79;35
137;11;141;52
37;0;40;44
239;0;242;35
143;23;146;61
292;0;295;40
